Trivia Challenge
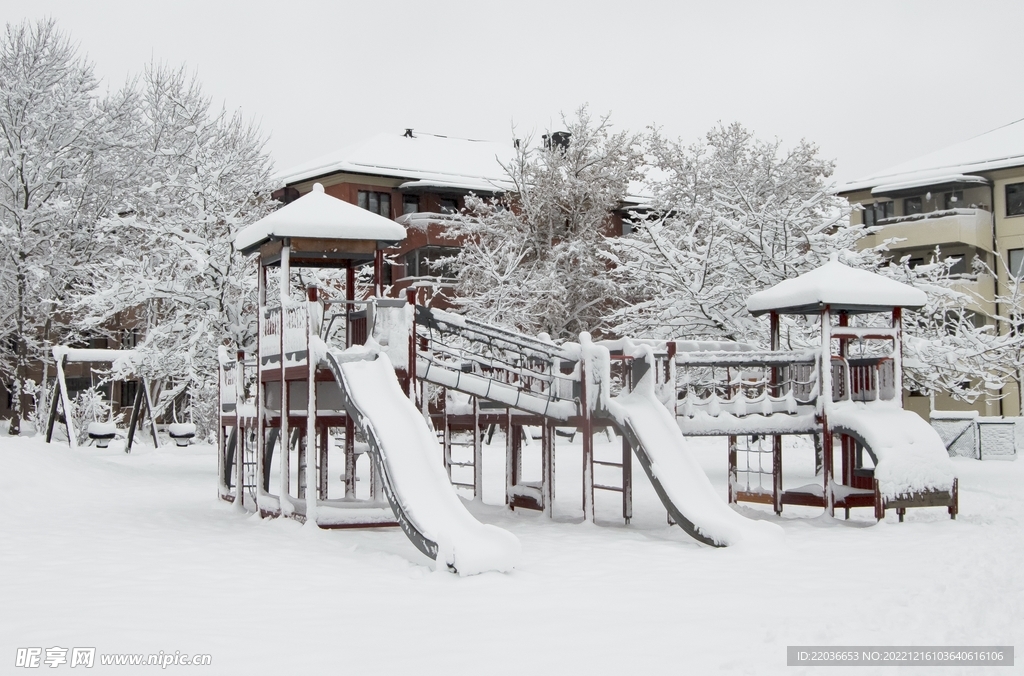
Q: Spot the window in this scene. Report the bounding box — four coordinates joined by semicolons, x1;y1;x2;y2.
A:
404;246;459;279
120;380;139;408
1008;248;1024;279
904;196;922;215
944;190;963;210
357;191;392;218
947;256;967;276
64;377;92;395
121;328;140;349
402;195;419;215
862;201;894;226
907;257;925;269
1007;183;1024;216
439;198;459;214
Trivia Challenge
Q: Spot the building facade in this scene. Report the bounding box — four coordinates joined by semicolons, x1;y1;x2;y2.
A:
838;118;1024;418
272;130;518;298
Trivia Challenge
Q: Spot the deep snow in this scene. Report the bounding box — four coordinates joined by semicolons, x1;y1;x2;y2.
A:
1;430;1020;675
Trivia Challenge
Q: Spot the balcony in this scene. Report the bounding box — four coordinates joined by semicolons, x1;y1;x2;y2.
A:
859;208;993;253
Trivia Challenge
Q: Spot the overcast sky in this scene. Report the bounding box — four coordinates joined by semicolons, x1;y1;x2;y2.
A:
6;0;1024;185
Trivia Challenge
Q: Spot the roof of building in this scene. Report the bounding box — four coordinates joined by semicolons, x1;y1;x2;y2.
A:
746;256;927;315
235;183;406;255
841;117;1024;194
274;131;517;193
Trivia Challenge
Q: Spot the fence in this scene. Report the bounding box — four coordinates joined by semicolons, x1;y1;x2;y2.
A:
930;412;1017;459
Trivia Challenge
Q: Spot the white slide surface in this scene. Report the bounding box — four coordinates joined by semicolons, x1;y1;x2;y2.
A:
325;348;520;575
606;374;783;547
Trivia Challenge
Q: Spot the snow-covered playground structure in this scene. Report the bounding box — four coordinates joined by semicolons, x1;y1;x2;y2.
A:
220;185;957;573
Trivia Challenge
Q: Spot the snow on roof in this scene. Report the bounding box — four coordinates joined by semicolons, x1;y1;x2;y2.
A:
870;173;990;196
746;257;927;315
235;183;406;254
841;117;1024;194
274;132;517;189
398;177;510;194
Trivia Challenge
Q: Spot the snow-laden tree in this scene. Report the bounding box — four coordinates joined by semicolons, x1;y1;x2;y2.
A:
873;253;1011;404
893;250;1024;412
73;64;274;435
989;255;1024;415
0;19;135;434
448;107;642;340
607;123;872;346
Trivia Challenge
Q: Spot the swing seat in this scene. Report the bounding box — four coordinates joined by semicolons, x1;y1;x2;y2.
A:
168;422;197;447
87;421;118;448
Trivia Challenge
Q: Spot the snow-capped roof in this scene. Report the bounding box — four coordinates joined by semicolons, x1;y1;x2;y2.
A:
746;257;927;315
841;117;1024;194
870;173;990;196
274;132;516;191
235;183;406;254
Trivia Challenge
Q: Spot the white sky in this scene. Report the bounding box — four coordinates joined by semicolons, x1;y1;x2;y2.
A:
5;0;1024;185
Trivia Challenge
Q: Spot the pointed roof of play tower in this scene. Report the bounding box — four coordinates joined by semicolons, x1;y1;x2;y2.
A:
746;256;927;316
235;183;406;264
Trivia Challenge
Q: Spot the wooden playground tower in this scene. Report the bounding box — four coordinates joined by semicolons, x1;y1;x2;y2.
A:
221;183;404;525
736;260;959;521
220;185;956;540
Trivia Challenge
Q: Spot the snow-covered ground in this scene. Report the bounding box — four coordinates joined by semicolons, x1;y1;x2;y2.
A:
1;431;1020;674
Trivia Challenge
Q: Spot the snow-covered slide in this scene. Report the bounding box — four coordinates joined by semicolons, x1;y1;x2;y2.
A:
323;346;520;575
829;405;956;501
604;353;783;547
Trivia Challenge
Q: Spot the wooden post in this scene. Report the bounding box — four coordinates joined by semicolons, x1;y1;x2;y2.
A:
318;424;328;501
126;382;144;453
235;410;246;509
769;312;783;514
820;306;834;516
542;419;555;518
279;240;291;504
406;287;417;400
234;350;246;511
728;435;737;503
305;286;318;523
892;307;903;407
345;262;355;348
374;248;384;298
473;395;483;499
504;408;513;507
622;433;632;524
666;341;677;417
256;263;268;513
580;354;594;523
344;415;356;499
142;380;160;447
773;434;783;515
44;371;62;444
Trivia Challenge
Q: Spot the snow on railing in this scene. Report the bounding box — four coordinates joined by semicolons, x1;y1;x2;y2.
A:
414;305;581;417
673;350;819;418
261;305;309;362
841;357;896;403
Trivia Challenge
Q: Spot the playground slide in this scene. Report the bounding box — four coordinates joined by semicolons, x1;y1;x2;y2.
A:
605;372;783;547
829;405;956;499
323;347;520;575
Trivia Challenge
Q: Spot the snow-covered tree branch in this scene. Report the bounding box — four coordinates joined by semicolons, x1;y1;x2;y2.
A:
448;107;641;340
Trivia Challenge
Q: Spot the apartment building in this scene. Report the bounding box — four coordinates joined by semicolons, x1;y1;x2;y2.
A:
272;129;519;296
838;117;1024;418
272;129;633;296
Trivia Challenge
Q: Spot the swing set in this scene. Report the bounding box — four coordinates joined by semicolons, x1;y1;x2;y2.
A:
44;345;195;452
